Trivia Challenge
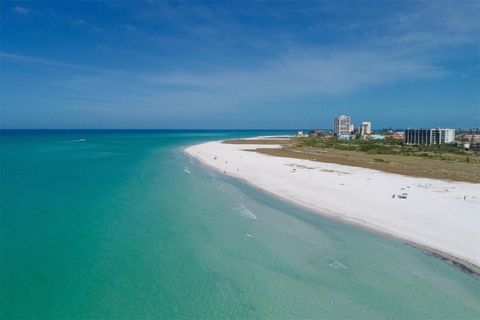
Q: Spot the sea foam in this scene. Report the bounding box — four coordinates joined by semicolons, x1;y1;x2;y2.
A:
237;204;257;220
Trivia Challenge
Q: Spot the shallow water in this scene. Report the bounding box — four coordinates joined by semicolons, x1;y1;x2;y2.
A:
1;130;479;319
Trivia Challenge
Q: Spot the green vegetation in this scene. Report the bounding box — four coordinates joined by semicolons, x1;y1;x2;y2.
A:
296;137;478;163
225;137;480;183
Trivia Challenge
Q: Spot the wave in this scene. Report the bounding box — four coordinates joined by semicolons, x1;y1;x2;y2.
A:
64;138;86;142
329;260;348;270
236;204;257;220
209;172;216;181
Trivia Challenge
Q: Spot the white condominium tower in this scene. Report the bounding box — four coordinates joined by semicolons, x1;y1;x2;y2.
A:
334;115;352;136
359;122;372;136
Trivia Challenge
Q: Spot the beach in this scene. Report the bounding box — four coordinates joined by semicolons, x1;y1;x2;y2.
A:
185;138;480;273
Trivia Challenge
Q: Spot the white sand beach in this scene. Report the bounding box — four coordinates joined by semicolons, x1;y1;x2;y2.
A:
185;139;480;272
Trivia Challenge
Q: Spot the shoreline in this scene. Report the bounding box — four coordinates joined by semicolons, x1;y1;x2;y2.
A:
185;138;480;275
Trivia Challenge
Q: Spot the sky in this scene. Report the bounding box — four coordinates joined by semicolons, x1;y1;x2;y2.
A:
0;1;479;129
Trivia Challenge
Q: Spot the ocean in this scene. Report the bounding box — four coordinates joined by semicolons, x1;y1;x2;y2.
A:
1;130;478;319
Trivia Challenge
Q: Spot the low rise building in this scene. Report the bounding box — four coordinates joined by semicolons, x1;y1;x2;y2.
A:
392;131;404;140
462;132;480;150
308;129;333;138
404;128;455;145
338;134;352;141
463;132;480;144
384;131;404;140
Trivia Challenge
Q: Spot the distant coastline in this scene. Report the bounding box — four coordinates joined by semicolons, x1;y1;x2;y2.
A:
185;137;480;275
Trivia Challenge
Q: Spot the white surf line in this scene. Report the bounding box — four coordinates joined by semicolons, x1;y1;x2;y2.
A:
185;139;480;274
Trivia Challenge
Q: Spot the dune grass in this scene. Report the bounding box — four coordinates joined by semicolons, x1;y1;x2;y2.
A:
224;138;480;183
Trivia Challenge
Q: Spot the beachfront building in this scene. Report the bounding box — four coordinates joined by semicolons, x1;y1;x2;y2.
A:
383;131;405;140
334;115;352;136
308;129;333;138
359;122;372;137
404;128;455;145
463;132;480;150
338;134;352;140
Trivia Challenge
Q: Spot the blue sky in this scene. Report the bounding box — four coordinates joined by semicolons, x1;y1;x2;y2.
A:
0;1;479;129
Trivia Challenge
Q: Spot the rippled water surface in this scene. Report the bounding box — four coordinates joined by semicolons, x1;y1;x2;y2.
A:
1;130;479;319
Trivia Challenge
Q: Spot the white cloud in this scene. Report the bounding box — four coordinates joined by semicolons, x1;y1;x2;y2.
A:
1;43;445;119
13;6;29;15
142;48;444;106
1;0;476;125
0;52;100;72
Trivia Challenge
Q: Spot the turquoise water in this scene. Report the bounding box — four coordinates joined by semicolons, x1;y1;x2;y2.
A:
1;130;479;319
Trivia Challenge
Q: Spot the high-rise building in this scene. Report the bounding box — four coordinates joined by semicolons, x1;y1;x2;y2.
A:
359;122;372;136
334;115;352;136
404;128;455;145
